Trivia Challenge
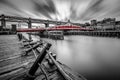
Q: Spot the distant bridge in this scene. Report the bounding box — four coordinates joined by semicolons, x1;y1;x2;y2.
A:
0;14;83;30
17;25;93;32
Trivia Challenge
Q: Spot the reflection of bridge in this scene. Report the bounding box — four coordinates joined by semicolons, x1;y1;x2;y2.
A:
0;14;83;30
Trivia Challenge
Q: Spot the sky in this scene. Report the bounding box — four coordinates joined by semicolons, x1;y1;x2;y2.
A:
0;0;120;23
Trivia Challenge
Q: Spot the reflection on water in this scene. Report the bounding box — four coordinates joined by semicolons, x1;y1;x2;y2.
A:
34;35;120;80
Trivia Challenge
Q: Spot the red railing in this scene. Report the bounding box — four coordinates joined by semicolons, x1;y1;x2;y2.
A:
17;25;93;32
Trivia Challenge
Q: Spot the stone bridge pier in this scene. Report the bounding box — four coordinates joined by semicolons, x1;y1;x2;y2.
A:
0;14;6;30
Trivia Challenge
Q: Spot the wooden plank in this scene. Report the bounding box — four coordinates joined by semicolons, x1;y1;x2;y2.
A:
0;56;35;75
0;35;36;80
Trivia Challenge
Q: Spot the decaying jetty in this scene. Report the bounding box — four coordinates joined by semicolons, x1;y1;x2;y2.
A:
0;33;86;80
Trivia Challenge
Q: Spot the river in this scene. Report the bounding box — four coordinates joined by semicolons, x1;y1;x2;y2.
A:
29;34;120;80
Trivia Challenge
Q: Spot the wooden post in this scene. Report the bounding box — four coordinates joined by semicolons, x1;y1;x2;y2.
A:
28;18;32;28
48;52;72;80
24;43;51;80
11;24;17;34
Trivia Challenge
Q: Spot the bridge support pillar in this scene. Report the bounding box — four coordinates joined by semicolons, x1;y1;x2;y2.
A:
45;23;49;27
0;14;6;31
11;24;17;34
28;18;32;28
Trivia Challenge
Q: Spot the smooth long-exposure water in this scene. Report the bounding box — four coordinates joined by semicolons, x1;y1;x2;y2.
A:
31;34;120;80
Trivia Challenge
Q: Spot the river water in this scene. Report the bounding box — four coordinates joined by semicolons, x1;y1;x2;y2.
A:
29;34;120;80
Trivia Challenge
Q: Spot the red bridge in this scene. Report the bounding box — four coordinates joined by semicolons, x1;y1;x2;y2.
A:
17;25;93;32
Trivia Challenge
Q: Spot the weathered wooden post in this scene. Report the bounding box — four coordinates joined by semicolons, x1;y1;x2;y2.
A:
29;34;32;41
48;52;72;80
17;33;23;41
11;24;17;34
23;43;51;80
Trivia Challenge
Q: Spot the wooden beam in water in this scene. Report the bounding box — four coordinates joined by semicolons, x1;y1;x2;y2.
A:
24;43;42;55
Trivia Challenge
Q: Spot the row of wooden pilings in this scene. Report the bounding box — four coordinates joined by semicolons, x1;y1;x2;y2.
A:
65;31;120;38
17;33;77;80
17;33;51;80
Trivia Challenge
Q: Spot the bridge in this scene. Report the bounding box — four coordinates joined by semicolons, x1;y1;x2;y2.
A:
0;14;82;30
1;14;119;38
17;24;93;32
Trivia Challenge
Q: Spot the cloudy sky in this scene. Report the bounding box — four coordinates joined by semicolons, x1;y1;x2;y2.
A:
0;0;120;23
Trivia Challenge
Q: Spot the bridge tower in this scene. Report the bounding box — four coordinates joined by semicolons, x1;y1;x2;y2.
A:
0;14;6;30
28;18;32;28
45;23;49;27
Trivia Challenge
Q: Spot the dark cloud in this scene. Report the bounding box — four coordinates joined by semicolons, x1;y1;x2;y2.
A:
0;0;8;4
70;4;77;21
0;0;120;22
105;0;120;18
90;0;103;12
0;0;22;15
32;0;57;19
79;0;104;21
